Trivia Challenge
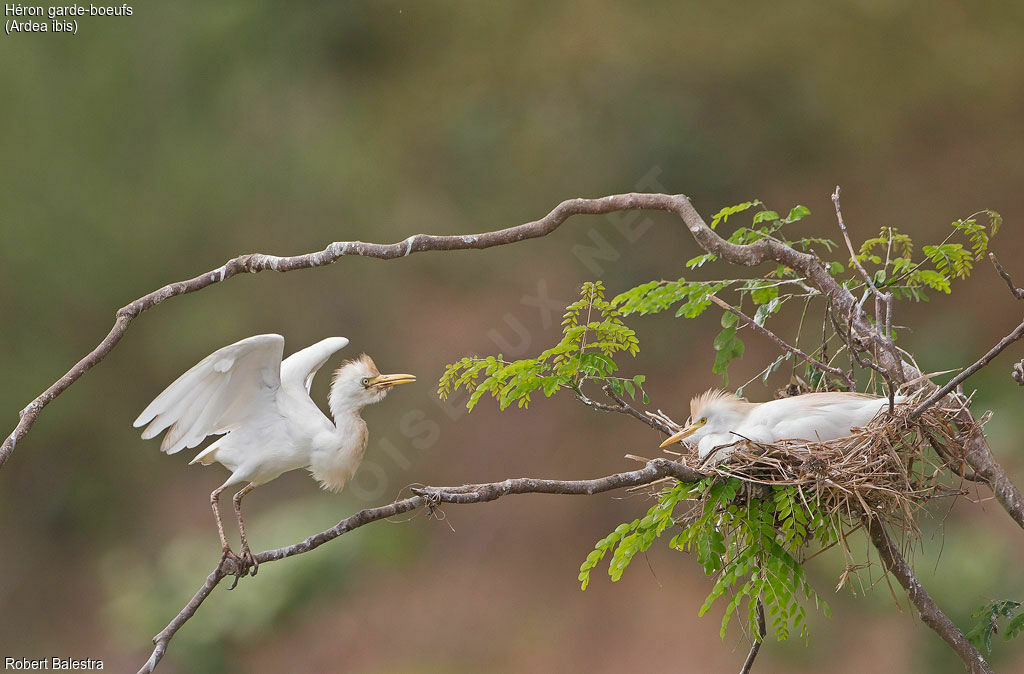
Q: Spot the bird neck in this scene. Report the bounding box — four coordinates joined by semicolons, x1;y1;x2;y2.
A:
328;384;365;425
311;410;369;493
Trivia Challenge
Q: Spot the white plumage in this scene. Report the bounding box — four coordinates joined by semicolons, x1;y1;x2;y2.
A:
660;390;905;461
134;334;415;576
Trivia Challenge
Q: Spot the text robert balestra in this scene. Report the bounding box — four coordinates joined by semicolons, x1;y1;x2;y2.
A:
4;658;104;670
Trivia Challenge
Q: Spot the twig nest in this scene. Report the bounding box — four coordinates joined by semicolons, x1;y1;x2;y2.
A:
674;394;974;535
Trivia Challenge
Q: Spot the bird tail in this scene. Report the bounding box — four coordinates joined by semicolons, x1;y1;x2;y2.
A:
189;440;222;466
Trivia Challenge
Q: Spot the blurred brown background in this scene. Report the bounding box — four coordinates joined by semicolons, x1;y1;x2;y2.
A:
2;1;1024;672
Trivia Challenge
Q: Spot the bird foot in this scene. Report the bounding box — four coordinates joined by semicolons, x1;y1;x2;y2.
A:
239;544;259;577
218;547;258;589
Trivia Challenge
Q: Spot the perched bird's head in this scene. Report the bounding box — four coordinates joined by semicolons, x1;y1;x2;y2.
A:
660;389;755;448
329;353;416;414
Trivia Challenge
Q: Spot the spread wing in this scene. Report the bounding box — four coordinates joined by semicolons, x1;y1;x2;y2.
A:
134;334;285;454
280;336;349;396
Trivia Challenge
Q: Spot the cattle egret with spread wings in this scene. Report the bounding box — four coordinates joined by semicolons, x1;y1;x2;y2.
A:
660;390;904;461
134;334;415;580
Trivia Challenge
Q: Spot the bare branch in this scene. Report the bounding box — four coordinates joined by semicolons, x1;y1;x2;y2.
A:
708;294;855;390
139;458;702;672
832;186;894;338
1;193;706;470
570;385;676;436
739;599;767;674
865;516;993;674
989;253;1024;300
910;318;1024;421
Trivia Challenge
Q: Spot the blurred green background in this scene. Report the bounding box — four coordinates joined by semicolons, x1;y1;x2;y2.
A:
2;1;1024;672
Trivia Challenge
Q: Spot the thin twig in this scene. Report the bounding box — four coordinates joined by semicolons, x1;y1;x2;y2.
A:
600;385;676;435
832;186;896;343
910;318;1024;420
739;599;767;674
833;186;879;322
709;294;855;389
989;253;1024;300
571;386;676;436
138;458;703;673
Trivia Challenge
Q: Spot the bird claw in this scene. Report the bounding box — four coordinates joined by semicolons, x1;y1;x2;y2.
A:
239;545;259;577
218;548;257;589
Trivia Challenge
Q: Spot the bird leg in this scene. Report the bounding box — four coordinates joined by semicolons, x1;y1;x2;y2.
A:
232;483;258;577
210;484;233;554
211;484;248;588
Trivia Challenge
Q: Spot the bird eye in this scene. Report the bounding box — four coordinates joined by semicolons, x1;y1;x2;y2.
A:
360;377;370;387
700;417;707;423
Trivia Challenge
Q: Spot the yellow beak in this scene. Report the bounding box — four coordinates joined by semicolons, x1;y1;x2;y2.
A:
659;418;706;448
370;373;417;389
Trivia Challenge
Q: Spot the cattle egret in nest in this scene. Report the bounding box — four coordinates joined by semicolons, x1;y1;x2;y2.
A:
134;334;415;581
660;390;904;461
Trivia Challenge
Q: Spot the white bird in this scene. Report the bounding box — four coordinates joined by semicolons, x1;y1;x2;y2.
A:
134;334;415;578
659;389;904;461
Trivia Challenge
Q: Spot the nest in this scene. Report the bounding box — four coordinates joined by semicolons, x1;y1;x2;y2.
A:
671;392;977;538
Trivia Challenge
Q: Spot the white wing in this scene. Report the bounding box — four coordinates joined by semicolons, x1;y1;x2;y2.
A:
741;393;903;443
280;336;349;396
134;334;285;455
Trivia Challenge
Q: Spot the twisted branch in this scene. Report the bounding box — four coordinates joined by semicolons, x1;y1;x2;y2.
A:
866;517;992;674
139;458;701;673
1;193;702;470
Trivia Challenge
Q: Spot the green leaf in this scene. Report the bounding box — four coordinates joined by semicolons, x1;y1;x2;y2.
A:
712;328;745;384
785;205;811;223
713;326;736;351
686;253;718;269
749;282;779;305
711;201;761;229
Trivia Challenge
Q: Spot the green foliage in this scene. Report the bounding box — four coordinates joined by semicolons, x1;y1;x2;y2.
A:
715;202;826;252
712;325;745;386
438;282;645;411
967;599;1024;654
854;212;1001;301
612;279;729;318
954;210;1002;258
611;202;829;384
580;479;835;643
711;200;761;229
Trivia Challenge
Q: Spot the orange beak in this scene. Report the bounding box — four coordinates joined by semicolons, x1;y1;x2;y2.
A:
659;418;706;448
368;373;416;390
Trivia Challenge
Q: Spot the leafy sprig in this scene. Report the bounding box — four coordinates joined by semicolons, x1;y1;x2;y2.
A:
967;599;1024;654
438;282;645;411
580;479;836;643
